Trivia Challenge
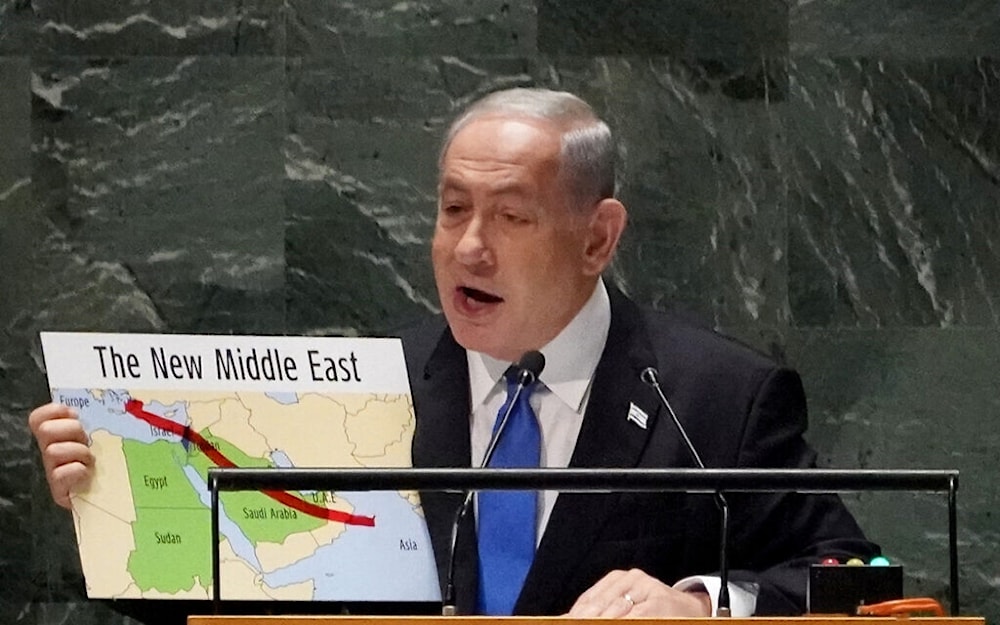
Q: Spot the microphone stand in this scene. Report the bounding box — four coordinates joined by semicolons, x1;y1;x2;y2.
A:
642;367;731;617
441;491;473;616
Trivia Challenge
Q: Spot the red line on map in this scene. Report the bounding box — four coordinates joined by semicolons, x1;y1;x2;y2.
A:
123;399;375;527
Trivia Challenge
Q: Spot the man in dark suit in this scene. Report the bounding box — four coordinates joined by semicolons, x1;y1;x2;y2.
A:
398;87;877;617
29;87;877;619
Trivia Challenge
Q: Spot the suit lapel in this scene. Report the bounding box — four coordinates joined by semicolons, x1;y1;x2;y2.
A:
409;324;479;612
514;287;664;614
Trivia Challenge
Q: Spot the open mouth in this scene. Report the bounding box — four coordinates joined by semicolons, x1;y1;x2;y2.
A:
459;286;503;304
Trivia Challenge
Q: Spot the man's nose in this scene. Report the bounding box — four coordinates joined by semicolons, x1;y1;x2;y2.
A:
454;215;492;266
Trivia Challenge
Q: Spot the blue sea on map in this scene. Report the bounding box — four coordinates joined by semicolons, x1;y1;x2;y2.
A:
263;490;441;601
264;392;300;405
184;466;263;570
60;389;189;444
270;450;293;467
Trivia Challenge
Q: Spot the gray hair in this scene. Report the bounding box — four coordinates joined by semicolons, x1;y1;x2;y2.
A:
439;88;616;210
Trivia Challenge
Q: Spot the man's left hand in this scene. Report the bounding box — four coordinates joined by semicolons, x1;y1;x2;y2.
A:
566;569;712;618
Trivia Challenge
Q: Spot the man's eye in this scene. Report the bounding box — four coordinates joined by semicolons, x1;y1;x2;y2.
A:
499;212;528;224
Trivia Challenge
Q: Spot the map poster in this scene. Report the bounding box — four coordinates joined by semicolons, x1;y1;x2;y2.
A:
39;331;441;603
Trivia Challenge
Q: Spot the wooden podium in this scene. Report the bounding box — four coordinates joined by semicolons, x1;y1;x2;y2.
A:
188;617;986;625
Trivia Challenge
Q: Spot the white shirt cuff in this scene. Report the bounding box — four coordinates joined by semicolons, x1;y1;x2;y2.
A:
673;575;759;617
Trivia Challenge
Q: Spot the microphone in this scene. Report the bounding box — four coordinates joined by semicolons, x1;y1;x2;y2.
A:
640;366;732;617
441;350;546;616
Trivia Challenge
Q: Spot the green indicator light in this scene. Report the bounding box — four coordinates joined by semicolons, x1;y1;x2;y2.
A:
870;556;891;566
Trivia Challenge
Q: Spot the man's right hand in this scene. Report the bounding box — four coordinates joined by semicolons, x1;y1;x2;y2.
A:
28;402;94;509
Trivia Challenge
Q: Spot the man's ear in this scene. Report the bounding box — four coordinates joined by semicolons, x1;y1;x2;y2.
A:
581;198;627;276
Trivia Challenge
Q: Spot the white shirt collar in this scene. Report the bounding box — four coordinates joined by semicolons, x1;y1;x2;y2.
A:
467;279;611;411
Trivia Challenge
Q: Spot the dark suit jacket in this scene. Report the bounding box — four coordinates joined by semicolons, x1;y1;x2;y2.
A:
401;286;878;616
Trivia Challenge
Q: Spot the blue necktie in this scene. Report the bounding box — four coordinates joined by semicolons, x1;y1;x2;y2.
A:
476;372;540;615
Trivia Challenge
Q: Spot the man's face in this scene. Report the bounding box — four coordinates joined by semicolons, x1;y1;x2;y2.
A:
432;116;602;362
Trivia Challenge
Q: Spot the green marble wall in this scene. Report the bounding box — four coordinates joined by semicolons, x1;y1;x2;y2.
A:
1;1;997;623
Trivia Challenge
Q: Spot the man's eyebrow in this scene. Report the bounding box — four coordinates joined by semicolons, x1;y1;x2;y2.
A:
438;176;470;193
488;181;530;198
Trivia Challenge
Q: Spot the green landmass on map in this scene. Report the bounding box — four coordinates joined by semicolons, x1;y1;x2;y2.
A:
121;428;325;594
130;507;213;593
123;439;211;592
186;429;326;544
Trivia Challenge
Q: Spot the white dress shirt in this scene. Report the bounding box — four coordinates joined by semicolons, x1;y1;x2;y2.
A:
467;279;611;535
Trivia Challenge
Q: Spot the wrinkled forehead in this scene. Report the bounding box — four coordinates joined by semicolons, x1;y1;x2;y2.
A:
448;114;562;154
438;116;564;186
440;114;568;168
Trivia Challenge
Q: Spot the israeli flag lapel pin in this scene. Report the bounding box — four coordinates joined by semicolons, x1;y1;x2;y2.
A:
627;402;648;429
